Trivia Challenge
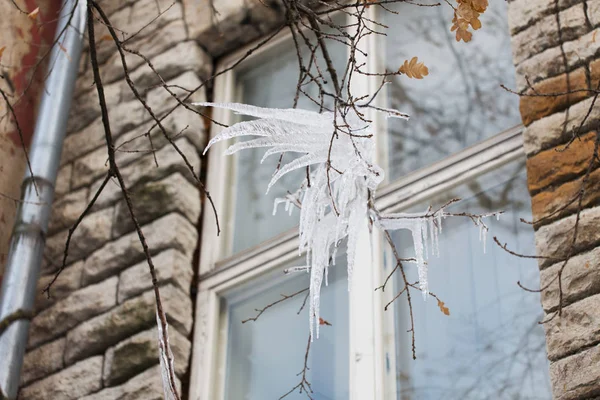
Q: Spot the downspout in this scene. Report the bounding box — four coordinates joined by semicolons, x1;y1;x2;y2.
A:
0;0;86;398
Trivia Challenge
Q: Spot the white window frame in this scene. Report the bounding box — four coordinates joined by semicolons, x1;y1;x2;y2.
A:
188;6;526;399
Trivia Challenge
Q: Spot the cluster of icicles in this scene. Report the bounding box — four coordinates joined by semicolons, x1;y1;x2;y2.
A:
377;210;500;299
197;102;498;339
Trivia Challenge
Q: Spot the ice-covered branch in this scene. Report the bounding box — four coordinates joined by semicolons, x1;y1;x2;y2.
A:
376;203;503;298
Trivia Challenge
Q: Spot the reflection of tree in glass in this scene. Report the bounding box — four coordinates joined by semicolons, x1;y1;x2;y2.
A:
396;308;550;400
391;167;551;400
383;2;521;179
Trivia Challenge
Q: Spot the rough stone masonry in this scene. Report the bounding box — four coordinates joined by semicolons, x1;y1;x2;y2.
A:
509;0;600;398
13;0;600;398
16;0;285;398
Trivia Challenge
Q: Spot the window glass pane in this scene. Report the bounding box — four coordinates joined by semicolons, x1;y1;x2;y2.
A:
382;2;521;179
232;23;347;253
388;161;551;399
224;259;349;400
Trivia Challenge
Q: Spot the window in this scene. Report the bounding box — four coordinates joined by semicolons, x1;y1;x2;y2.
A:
190;4;550;400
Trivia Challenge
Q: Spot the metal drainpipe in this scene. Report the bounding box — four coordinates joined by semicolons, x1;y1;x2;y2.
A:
0;0;86;398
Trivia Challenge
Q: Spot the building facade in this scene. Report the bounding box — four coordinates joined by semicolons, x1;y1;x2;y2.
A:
1;0;599;398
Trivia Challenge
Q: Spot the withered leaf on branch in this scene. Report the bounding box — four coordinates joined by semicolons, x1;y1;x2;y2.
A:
398;57;429;79
437;299;450;316
319;317;332;326
450;0;488;42
28;7;40;20
0;46;5;62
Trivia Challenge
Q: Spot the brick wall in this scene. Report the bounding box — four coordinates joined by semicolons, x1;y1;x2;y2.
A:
507;0;600;398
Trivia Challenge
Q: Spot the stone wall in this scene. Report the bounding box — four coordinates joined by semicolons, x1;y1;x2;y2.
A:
16;0;285;398
11;0;600;398
507;0;600;398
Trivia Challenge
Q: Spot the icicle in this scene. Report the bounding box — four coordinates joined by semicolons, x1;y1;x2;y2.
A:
423;217;429;259
284;265;311;274
428;217;435;258
156;311;179;400
482;225;487;254
412;220;428;299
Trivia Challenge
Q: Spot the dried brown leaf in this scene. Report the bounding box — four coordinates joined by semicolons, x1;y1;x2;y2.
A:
399;56;429;79
437;299;450;316
0;46;5;62
28;7;40;20
319;317;332;326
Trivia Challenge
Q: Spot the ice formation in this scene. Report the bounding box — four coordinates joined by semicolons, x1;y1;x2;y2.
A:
197;102;501;338
377;209;446;299
156;311;179;400
197;102;408;338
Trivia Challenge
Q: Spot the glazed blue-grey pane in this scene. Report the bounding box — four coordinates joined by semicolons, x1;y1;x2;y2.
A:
388;161;551;399
383;1;521;179
224;260;349;400
232;22;347;254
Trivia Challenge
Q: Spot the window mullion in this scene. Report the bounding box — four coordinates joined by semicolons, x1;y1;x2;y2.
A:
347;6;388;399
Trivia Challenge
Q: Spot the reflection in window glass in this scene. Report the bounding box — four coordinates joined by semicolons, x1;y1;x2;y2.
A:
232;28;347;253
389;161;551;399
382;2;521;179
224;261;349;400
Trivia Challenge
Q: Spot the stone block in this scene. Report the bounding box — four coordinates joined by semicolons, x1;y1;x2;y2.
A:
44;207;114;264
19;356;103;400
184;0;283;57
55;164;72;196
94;0;183;65
589;0;600;26
48;188;89;235
122;41;212;103
511;3;588;65
20;338;65;386
526;131;597;193
113;172;200;236
62;118;105;165
519;68;588;126
67;79;122;135
523;95;600;156
146;71;206;117
81;365;180;400
69;103;149;186
103;326;190;385
82;212;197;285
35;260;84;312
96;0;136;18
541;246;600;312
532;166;600;225
508;0;582;34
101;20;189;85
118;249;193;303
550;344;600;399
515;28;600;92
544;293;600;360
28;276;118;348
74;106;205;192
64;284;192;365
88;137;200;210
536;206;600;269
161;105;208;150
